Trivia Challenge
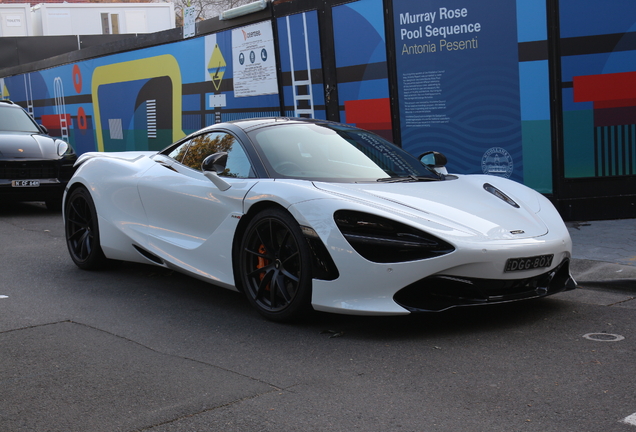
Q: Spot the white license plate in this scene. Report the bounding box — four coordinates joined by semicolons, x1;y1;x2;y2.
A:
505;254;554;272
11;180;40;187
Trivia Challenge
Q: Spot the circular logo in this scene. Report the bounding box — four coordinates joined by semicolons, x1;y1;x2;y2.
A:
249;50;256;63
239;52;245;65
261;48;268;62
482;147;513;178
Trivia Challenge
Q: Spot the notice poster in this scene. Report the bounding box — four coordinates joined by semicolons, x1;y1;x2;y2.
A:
183;6;195;38
232;21;278;97
394;0;522;180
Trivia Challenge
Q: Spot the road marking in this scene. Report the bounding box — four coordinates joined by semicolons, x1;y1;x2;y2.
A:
0;295;8;299
623;413;636;426
583;333;625;342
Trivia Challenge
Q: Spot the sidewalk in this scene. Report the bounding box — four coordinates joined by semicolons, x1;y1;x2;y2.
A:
567;218;636;291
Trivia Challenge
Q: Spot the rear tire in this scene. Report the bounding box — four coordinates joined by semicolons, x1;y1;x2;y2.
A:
239;208;313;322
64;186;108;270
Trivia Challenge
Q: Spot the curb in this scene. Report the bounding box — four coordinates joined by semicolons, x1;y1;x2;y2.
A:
570;259;636;293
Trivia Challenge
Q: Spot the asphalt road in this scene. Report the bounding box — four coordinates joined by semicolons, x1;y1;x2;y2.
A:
1;203;635;432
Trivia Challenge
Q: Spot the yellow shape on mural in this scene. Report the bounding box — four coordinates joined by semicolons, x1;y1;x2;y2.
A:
92;55;185;152
208;44;226;91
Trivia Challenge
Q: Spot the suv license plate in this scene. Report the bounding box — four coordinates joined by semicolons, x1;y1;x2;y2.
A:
505;254;554;272
11;180;40;187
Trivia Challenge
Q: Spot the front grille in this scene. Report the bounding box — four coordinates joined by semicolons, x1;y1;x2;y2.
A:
394;259;576;312
0;161;58;179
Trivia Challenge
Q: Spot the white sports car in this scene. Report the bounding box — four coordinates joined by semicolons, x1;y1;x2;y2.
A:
63;118;575;321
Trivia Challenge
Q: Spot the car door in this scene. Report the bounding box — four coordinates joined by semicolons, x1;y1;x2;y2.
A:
136;130;258;286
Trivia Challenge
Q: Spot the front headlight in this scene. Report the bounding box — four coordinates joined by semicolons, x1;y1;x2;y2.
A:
56;141;74;157
334;210;455;263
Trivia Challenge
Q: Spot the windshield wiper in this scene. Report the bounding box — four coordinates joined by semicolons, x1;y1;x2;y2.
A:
377;175;439;183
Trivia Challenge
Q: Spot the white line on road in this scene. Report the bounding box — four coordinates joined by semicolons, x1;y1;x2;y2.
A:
623;413;636;426
0;295;8;299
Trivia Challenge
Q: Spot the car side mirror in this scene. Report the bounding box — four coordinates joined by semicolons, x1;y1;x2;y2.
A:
39;124;49;135
202;152;228;173
202;152;231;191
418;151;448;175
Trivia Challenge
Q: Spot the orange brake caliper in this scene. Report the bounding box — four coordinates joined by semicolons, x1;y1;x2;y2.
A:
257;244;270;290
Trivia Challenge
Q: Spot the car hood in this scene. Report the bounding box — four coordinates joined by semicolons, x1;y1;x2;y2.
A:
313;177;548;240
0;131;58;159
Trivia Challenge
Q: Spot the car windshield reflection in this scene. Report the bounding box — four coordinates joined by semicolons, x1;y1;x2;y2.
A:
248;122;438;182
0;106;42;133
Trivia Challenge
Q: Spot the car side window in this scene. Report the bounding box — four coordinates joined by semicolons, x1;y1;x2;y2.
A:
222;137;255;178
165;140;190;163
175;132;254;178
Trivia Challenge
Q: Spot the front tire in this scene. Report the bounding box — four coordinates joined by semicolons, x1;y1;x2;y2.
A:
239;208;313;322
64;186;108;270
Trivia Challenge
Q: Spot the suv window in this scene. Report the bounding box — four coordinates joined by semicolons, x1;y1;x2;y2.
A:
0;105;42;133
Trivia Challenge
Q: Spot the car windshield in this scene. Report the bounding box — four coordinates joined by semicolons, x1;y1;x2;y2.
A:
0;105;42;133
248;122;439;182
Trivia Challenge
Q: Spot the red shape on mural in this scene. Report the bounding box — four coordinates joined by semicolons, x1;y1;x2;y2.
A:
72;64;82;94
77;107;87;130
344;98;392;141
573;71;636;127
573;71;636;105
41;114;71;136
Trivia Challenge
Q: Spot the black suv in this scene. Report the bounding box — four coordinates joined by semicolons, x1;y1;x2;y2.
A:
0;100;77;210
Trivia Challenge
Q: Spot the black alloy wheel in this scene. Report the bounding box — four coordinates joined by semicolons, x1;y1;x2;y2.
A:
65;186;107;269
239;208;312;321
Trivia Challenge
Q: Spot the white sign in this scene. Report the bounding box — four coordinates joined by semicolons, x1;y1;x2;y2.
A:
6;15;23;27
232;21;278;97
183;6;195;38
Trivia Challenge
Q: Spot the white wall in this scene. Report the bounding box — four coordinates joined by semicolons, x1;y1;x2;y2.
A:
0;4;33;36
31;3;175;36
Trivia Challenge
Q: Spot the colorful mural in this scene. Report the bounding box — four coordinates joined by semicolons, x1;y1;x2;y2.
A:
332;0;391;140
561;0;636;179
276;10;326;120
517;0;552;194
2;22;282;156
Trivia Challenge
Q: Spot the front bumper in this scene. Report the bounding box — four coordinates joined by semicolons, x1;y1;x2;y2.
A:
0;158;75;202
393;258;576;312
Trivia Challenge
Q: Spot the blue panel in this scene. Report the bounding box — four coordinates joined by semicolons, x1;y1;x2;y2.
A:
562;88;593;112
333;0;387;67
516;0;547;42
182;94;200;111
278;12;323;75
276;11;325;119
337;80;389;107
560;0;636;37
519;61;550;121
601;50;636;75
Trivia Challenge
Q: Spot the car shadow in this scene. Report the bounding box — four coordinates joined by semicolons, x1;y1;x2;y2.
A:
0;201;58;216
303;297;571;341
73;259;571;342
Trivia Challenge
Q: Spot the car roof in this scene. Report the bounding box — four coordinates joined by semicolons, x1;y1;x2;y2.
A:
200;117;356;134
0;100;20;107
0;100;28;112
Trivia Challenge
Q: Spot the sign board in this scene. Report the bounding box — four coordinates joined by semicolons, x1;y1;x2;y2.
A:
232;21;278;97
6;15;23;27
393;0;522;180
183;6;195;38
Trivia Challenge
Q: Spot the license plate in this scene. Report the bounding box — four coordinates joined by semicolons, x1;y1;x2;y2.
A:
11;180;40;187
505;254;554;272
